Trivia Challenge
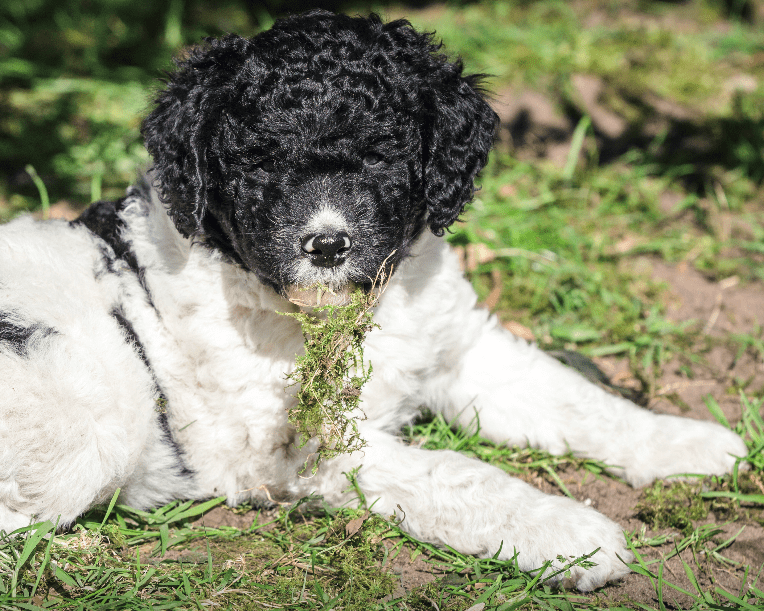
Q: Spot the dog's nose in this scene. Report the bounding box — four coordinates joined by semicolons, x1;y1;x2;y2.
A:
301;231;352;267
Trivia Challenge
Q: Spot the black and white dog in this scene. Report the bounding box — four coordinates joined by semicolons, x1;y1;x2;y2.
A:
0;11;746;591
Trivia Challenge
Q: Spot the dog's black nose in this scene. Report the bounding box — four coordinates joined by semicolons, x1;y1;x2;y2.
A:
301;231;352;267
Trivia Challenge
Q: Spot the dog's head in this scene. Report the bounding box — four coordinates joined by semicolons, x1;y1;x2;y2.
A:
142;10;497;305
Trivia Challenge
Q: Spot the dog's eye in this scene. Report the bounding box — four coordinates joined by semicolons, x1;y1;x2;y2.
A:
258;160;275;173
362;153;384;167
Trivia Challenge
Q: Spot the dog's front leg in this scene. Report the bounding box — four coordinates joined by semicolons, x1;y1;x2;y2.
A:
315;428;632;591
428;316;747;487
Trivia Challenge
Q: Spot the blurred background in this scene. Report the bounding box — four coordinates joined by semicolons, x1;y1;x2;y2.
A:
2;0;763;216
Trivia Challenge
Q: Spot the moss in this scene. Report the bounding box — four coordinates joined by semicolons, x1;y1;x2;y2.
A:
635;481;708;535
282;288;379;469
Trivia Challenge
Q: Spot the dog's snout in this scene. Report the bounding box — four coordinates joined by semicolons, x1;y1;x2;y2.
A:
301;231;352;267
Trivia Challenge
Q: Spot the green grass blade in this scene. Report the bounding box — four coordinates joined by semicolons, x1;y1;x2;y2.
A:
714;587;762;611
181;565;191;598
53;565;77;588
704;395;731;428
24;165;50;219
563;116;591;181
11;520;55;594
541;464;574;498
98;488;121;531
30;517;59;597
700;491;764;504
159;523;169;556
167;496;226;523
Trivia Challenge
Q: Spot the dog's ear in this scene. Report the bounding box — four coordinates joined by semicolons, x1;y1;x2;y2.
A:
421;65;498;236
141;35;252;238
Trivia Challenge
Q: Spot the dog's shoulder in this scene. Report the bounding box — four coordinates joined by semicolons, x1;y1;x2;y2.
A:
372;232;487;342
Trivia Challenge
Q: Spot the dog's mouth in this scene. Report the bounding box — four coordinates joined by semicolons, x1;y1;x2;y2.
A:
285;283;362;308
283;250;397;308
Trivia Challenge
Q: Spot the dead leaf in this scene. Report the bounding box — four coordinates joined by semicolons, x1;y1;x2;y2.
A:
465;243;496;272
482;268;503;311
345;510;370;537
504;321;535;342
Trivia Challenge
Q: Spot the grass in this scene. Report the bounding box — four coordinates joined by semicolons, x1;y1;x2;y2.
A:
2;0;764;608
0;486;596;610
454;150;712;391
1;400;761;609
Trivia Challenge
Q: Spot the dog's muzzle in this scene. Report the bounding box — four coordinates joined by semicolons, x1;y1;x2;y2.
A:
284;230;357;307
301;231;352;268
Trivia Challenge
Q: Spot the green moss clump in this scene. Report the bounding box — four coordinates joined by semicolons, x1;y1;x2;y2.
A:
283;288;379;468
635;481;708;535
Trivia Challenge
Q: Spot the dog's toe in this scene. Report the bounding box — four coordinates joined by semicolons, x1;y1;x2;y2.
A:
491;492;632;591
621;417;748;487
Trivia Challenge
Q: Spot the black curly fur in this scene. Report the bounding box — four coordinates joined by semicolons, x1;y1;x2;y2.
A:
141;10;497;293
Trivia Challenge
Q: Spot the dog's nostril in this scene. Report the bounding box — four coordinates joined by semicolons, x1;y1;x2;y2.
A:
301;235;317;253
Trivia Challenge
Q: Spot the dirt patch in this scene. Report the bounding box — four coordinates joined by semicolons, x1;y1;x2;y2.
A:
383;540;442;597
506;464;763;606
648;259;764;420
577;258;764;606
651;260;764;337
580;479;761;607
191;505;267;530
492;85;573;167
601;524;762;609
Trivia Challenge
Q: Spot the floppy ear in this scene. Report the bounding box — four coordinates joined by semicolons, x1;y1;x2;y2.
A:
141;35;253;238
422;69;498;235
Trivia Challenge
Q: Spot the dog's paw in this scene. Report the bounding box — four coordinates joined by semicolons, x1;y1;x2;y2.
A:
495;494;632;592
0;505;35;535
621;416;748;487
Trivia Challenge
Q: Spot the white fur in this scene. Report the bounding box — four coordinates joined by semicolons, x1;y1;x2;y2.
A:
0;185;747;591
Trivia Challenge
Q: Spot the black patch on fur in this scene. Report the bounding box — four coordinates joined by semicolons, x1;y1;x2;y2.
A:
110;306;193;478
77;192;190;478
73;197;157;310
74;198;138;268
157;412;194;478
111;306;150;367
0;312;56;357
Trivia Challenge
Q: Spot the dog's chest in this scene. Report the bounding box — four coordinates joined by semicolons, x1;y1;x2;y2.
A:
134;254;309;491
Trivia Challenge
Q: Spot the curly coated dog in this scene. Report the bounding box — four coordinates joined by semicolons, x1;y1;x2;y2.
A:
0;11;747;590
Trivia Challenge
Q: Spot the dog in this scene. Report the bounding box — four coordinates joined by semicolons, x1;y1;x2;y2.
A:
0;11;747;591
